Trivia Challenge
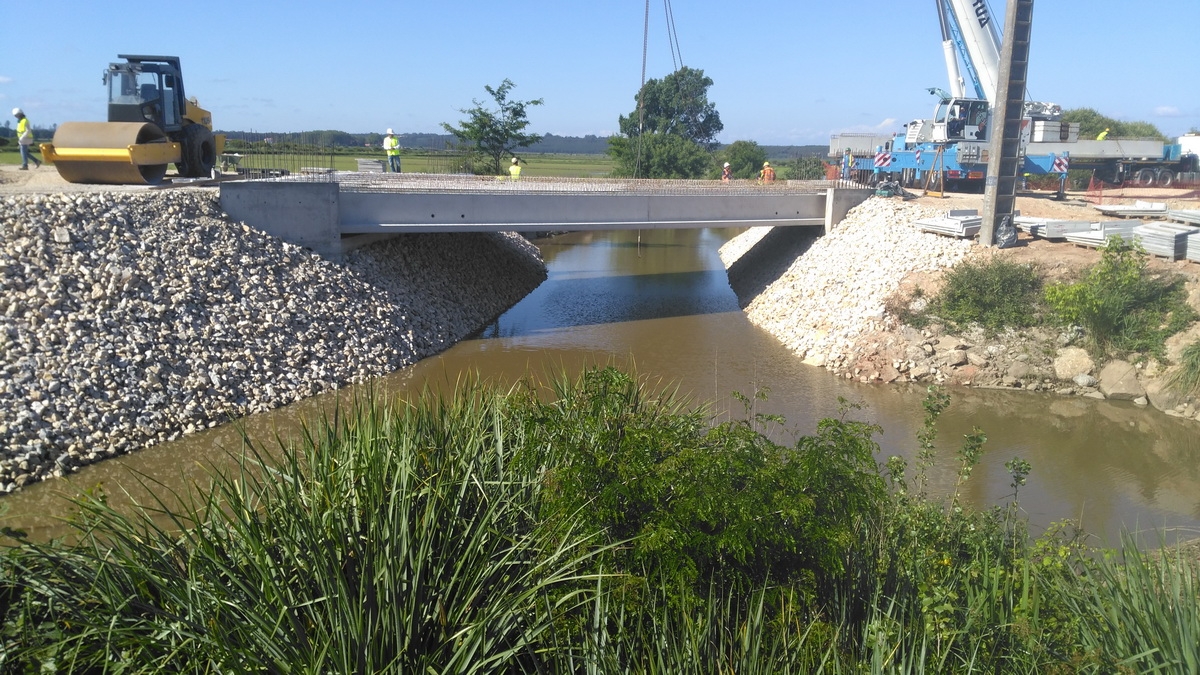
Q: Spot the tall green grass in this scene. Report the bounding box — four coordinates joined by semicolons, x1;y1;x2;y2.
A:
0;383;605;672
2;369;1197;673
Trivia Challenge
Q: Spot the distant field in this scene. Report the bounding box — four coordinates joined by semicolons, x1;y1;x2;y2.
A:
1;141;615;177
228;150;615;178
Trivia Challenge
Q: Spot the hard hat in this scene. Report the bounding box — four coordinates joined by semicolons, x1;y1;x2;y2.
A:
386;128;394;134
12;108;22;116
723;162;730;167
511;157;518;164
763;161;770;167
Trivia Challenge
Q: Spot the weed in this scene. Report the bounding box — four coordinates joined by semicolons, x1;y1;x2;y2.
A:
1166;338;1200;398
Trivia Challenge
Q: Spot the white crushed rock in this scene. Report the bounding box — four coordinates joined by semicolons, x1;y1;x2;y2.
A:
0;190;546;491
733;198;973;367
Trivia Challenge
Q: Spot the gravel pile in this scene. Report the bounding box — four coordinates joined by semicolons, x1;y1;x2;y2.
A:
725;198;973;369
0;190;546;491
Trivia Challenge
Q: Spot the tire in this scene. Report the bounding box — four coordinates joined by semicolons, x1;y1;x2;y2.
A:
175;124;216;178
1155;168;1174;188
1134;168;1156;187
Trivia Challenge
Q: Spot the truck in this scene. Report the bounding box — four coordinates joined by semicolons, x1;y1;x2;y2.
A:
831;0;1200;192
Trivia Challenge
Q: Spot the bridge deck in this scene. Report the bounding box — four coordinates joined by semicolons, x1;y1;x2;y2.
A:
326;173;838;233
219;173;872;255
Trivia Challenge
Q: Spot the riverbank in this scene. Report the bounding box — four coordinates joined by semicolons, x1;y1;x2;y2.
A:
0;187;547;492
722;191;1200;422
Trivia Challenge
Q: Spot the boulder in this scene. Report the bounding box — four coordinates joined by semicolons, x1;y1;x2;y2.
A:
1053;347;1094;381
945;349;968;367
1143;377;1185;412
1007;361;1034;381
1097;360;1146;401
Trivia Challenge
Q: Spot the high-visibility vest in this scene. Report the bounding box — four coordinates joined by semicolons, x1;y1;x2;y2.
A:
17;117;33;145
384;136;400;155
509;164;521;180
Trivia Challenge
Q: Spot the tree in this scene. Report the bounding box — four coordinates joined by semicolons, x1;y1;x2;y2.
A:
1061;107;1166;141
718;140;767;179
618;66;723;150
608;133;712;179
442;80;544;175
609;66;724;179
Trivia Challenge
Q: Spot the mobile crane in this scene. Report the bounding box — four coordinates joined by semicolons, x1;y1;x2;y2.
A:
832;0;1199;192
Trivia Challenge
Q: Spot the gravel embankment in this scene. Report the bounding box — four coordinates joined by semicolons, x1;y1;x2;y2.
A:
0;190;547;491
724;198;973;368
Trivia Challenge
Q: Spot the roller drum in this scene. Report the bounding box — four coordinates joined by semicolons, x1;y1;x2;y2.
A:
50;122;170;185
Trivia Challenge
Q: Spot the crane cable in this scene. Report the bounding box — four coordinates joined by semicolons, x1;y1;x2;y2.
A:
634;0;650;178
635;0;685;178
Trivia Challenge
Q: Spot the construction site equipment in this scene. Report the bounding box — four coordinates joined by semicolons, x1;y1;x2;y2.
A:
830;1;1199;192
41;55;224;185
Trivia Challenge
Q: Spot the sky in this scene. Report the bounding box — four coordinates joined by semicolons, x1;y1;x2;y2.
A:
3;1;1198;147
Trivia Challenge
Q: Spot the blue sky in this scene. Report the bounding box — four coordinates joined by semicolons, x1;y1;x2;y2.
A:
3;1;1198;146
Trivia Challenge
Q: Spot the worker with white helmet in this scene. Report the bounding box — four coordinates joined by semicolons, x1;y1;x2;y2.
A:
12;108;41;170
383;128;401;173
721;162;732;182
508;157;521;181
758;161;775;184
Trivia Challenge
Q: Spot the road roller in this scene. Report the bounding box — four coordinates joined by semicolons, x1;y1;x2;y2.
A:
40;55;224;185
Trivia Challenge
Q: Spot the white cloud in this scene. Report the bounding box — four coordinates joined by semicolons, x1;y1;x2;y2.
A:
875;118;898;130
1154;106;1182;117
0;76;12;84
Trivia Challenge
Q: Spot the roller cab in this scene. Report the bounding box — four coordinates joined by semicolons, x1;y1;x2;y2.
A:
41;55;222;185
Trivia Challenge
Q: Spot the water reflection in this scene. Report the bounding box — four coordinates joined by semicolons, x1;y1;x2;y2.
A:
4;228;1199;548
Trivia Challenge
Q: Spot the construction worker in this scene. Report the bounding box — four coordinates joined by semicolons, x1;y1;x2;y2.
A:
508;157;521;181
12;108;41;170
1096;127;1109;141
383;128;401;172
842;148;854;180
721;162;732;182
759;161;776;184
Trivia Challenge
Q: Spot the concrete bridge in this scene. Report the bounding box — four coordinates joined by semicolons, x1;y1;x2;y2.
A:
220;173;873;256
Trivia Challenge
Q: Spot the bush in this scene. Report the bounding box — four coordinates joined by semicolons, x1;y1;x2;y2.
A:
1045;238;1196;357
895;256;1044;334
512;367;886;596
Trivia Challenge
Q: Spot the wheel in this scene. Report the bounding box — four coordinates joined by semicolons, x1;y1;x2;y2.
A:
175;124;216;178
1134;168;1156;187
1155;168;1174;188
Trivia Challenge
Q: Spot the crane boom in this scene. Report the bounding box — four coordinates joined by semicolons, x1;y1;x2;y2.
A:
943;0;1002;104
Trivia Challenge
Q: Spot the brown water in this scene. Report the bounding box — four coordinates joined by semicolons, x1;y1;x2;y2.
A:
4;228;1200;546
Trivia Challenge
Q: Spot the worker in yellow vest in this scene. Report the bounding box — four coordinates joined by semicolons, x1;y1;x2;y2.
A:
1096;128;1109;141
509;157;521;181
12;108;41;170
383;128;401;172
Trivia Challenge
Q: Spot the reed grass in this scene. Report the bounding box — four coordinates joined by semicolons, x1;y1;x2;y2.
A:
1;369;1197;673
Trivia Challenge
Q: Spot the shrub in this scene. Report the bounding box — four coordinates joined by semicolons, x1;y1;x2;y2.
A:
1045;238;1196;357
512;367;886;597
898;256;1044;334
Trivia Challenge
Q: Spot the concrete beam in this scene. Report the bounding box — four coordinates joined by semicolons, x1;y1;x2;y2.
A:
337;191;829;233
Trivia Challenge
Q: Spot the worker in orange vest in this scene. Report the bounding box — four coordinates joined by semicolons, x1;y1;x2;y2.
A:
759;161;776;184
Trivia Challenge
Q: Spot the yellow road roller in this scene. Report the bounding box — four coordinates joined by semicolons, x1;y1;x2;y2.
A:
41;55;225;185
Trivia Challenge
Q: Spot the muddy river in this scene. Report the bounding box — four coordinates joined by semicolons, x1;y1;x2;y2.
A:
4;227;1199;546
